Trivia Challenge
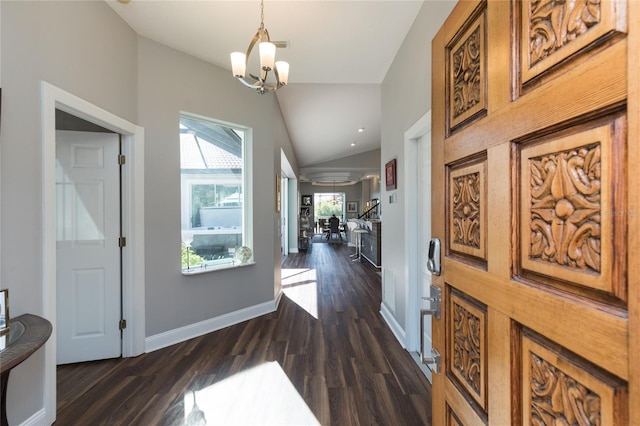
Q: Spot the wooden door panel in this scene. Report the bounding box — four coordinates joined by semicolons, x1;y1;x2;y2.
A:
447;407;464;426
517;115;627;303
445;382;486;425
447;4;487;133
432;1;635;424
627;2;640;424
448;288;487;412
442;38;627;163
448;158;487;264
521;329;628;425
518;0;627;90
447;261;628;380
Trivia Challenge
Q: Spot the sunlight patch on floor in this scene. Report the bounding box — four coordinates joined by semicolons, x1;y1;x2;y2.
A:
184;361;320;426
281;268;318;319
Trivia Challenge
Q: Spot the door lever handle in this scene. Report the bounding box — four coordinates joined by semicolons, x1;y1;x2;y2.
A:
420;285;442;374
421;285;441;319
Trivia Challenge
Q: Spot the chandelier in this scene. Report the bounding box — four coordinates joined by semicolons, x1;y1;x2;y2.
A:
230;0;290;94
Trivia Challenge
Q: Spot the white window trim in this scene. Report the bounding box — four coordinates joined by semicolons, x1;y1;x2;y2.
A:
179;112;253;273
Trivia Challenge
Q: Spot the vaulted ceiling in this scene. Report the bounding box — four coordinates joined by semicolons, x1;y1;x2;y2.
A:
107;0;453;183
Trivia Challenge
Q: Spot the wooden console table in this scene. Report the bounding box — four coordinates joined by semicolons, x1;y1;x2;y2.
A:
0;314;52;426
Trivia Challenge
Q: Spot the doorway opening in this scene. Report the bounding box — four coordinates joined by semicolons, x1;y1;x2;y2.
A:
41;82;145;424
403;111;433;382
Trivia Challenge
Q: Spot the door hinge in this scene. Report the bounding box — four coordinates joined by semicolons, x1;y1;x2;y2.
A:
118;154;126;165
119;319;127;330
119;236;126;247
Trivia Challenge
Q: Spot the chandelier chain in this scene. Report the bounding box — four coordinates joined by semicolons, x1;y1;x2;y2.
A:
260;0;265;29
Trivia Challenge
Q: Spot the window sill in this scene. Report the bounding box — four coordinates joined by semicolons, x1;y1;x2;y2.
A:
181;260;255;276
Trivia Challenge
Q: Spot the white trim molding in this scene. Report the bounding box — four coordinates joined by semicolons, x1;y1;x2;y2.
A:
146;299;280;353
380;303;406;348
41;81;145;425
403;111;431;352
17;408;46;426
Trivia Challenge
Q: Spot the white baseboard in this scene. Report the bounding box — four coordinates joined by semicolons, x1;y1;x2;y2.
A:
18;408;46;426
145;299;279;353
274;289;283;308
380;303;406;349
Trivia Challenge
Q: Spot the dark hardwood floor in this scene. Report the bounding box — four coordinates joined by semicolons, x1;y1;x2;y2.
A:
56;241;432;425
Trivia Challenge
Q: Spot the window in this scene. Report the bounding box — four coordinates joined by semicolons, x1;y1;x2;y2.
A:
314;192;345;221
180;114;252;273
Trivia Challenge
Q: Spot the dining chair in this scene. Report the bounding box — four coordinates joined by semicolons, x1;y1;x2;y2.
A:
329;220;341;242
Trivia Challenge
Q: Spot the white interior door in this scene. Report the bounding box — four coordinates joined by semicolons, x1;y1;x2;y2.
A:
56;130;121;364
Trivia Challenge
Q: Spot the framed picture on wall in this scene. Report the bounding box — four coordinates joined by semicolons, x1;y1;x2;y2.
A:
347;201;358;213
300;207;310;216
385;158;397;190
302;195;312;206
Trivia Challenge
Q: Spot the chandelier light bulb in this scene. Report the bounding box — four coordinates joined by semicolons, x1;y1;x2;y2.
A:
259;42;276;71
275;61;289;85
230;52;246;78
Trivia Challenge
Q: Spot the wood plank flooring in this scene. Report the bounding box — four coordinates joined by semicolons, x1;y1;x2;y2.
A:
56;241;432;425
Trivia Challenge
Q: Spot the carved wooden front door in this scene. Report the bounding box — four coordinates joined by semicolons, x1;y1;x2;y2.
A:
431;0;639;424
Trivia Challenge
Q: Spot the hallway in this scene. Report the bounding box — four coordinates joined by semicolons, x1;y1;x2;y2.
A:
56;242;432;425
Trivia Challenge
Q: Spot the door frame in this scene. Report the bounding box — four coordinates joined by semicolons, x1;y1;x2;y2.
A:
280;149;297;254
404;111;431;359
281;173;289;257
41;81;146;424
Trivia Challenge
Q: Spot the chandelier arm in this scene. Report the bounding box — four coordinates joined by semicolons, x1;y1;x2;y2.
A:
235;75;278;93
235;77;261;89
273;67;281;86
244;30;262;71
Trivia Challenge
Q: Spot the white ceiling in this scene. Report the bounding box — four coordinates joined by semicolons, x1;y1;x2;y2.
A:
107;0;449;183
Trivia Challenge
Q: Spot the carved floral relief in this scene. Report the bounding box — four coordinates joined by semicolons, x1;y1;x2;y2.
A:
528;143;601;273
452;172;481;249
452;26;481;119
529;352;601;425
520;0;625;85
528;0;601;67
450;295;486;408
448;7;486;132
523;332;627;426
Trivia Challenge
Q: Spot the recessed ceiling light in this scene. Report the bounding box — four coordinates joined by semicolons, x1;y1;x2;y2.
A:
358;128;365;133
350;142;356;146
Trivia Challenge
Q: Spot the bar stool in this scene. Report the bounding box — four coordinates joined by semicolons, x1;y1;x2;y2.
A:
345;221;358;257
353;228;368;262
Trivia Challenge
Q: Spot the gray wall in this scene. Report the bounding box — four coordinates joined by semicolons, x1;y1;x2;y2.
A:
137;37;295;336
380;1;455;329
1;2;137;423
0;2;296;424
